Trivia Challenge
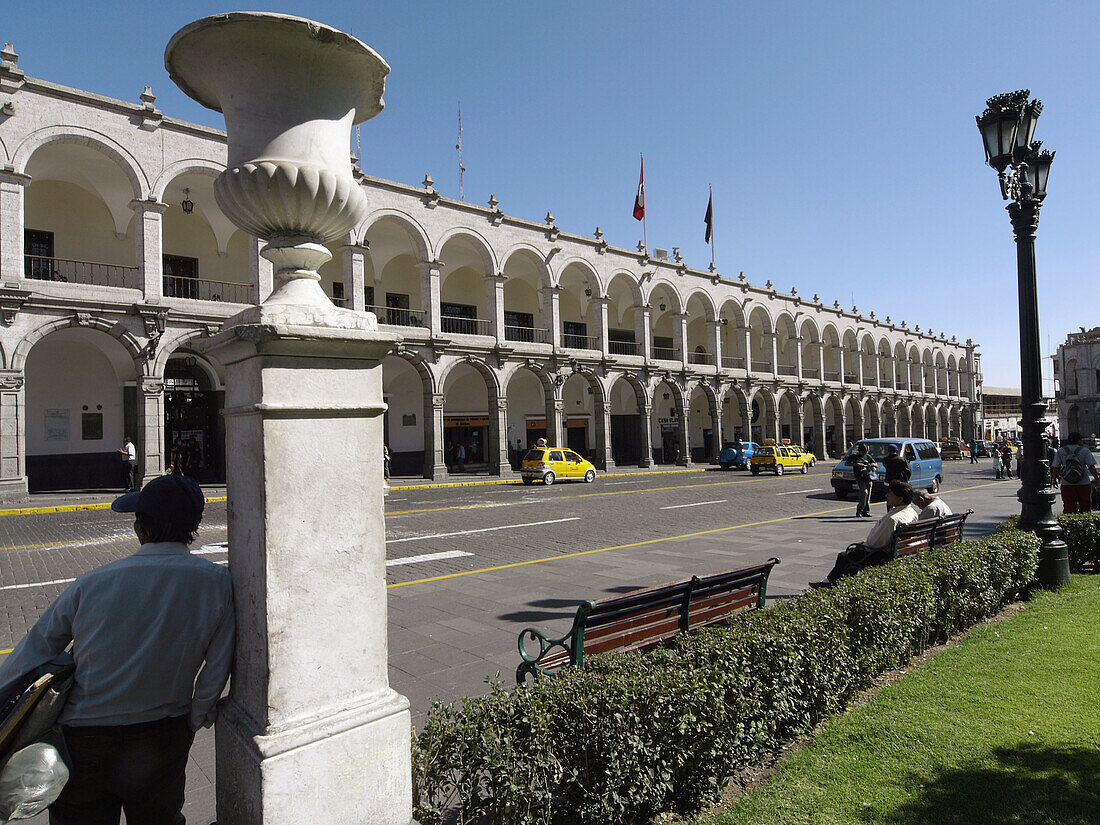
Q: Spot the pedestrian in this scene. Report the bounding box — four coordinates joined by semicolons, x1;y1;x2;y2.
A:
993;447;1002;479
1001;443;1014;479
913;489;952;521
851;444;876;518
1052;432;1099;514
0;474;234;825
444;439;453;473
116;436;138;491
810;480;919;587
383;444;391;480
883;445;911;483
1015;447;1022;479
968;440;978;464
455;441;466;472
169;438;186;475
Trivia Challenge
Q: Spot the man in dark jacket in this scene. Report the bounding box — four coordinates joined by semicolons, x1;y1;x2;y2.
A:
883;445;911;483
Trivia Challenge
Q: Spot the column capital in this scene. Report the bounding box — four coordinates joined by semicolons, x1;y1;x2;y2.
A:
431;393;446;408
0;168;31;187
0;368;24;391
129;198;170;215
338;242;371;255
139;376;165;395
487;271;508;283
417;259;445;274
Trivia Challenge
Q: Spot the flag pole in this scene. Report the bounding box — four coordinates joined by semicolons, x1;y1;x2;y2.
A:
709;184;716;272
641;153;648;253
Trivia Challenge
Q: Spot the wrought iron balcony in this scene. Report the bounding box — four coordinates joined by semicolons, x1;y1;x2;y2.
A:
441;315;492;336
504;325;550;344
163;275;252;303
368;304;425;327
689;351;715;365
562;333;599;350
609;340;641;356
24;254;140;290
652;346;678;361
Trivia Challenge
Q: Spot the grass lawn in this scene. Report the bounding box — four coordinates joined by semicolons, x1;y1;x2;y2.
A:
691;576;1100;825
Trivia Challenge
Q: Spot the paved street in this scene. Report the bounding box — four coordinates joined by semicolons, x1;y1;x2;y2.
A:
1;460;1021;823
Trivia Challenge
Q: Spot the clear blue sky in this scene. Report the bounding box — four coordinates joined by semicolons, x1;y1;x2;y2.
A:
4;1;1098;388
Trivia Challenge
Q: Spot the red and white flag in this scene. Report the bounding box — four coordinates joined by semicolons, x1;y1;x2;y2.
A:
633;156;645;221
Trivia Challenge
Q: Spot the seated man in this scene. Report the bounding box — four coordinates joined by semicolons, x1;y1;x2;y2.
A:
810;480;919;588
913;489;952;521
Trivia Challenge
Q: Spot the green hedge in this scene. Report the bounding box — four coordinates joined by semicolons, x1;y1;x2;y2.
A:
995;512;1100;571
412;531;1039;825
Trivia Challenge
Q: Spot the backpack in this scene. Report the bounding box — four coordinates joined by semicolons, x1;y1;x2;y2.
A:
1060;446;1089;485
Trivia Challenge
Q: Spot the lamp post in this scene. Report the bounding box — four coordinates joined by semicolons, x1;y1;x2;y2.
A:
975;90;1069;589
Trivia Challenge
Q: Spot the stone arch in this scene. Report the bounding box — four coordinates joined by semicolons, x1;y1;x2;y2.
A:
644;279;684;315
843;395;863;445
553;256;602;294
882;398;897;437
0;133;9;164
436;227;498;276
437;355;501;398
359;209;432;261
777;389;801;443
747;385;778;442
150;158;225;202
14;126;149;200
500;244;553;289
683;288;717;323
686;380;720;462
651;376;687;464
13;315;143;372
608;372;649;466
504;363;556;454
721;383;750;444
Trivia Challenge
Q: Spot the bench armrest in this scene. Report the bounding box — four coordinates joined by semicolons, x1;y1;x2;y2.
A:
516;625;575;683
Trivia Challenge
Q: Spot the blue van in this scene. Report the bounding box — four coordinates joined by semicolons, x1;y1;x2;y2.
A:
830;438;942;500
717;441;758;470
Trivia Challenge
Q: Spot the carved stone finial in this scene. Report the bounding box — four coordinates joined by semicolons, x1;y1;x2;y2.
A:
790;286;797;296
1;44;17;66
140;85;156;105
672;246;682;262
637;240;647;253
765;279;773;289
422;173;434;189
813;293;820;302
886;315;891;324
488;193;498;208
833;300;841;309
870;311;876;320
545;211;555;225
594;226;604;241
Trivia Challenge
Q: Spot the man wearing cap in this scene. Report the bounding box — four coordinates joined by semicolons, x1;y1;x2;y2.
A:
0;474;234;825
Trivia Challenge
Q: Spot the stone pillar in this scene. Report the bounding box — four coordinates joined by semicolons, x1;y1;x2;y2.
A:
546;392;564;451
426;392;446;480
838;347;847;384
0;369;27;501
249;237;274;304
794;337;804;380
675;312;689;368
767;332;779;378
488;273;506;342
708;321;722;370
542;286;561;349
855;350;864;386
1;171;30;285
131;200;170;300
676;398;691;466
814;341;825;383
492;395;509;474
340;240;369;312
813;402;827;460
594;398;613;470
739;327;752;372
418;260;443;335
639;305;652;361
707;390;722;461
203;313;410;825
137;376;166;485
595;297;610;357
638;402;653;467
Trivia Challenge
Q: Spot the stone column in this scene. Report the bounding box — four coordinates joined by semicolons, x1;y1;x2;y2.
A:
418;260;443;336
814;341;825;383
676;398;691;466
707;389;722;461
594;297;610;357
855;350;864;386
639;305;652;361
491;395;509;474
739;327;752;372
794;337;804;380
1;171;30;285
426;392;446;480
546;391;564;452
837;347;847;384
340;239;369;312
638;402;653;467
203;314;409;825
488;272;506;342
675;312;689;368
708;321;722;370
594;398;613;470
767;332;779;378
813;401;827;460
137;376;166;485
131;200;170;299
249;237;274;304
542;285;561;349
0;369;27;501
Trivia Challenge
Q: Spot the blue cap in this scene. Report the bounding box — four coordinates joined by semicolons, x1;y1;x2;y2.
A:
112;474;204;526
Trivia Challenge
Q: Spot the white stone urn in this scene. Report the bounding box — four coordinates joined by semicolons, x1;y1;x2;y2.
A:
165;12;389;310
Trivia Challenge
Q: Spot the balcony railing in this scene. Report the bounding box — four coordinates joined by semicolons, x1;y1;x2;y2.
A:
441;315;492;336
368;304;425;327
562;333;599;350
802;367;820;379
163;275;252;303
609;340;641;356
652;347;678;361
25;254;140;290
721;355;746;369
504;325;550;344
751;360;772;373
778;364;798;376
689;351;715;365
824;370;841;382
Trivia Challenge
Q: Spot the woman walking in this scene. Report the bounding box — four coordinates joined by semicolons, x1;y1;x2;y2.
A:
993;447;1003;479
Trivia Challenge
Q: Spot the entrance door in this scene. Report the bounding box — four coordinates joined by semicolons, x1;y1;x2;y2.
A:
164;358;224;484
566;421;588;457
610;415;641;464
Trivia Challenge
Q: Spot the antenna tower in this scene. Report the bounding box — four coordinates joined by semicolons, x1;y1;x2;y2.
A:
457;101;466;200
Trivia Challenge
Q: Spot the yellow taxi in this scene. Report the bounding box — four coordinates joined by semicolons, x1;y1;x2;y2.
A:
749;441;815;476
521;447;597;485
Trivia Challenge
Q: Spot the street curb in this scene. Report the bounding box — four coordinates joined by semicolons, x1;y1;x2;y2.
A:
391;467;708;491
0;495;229;518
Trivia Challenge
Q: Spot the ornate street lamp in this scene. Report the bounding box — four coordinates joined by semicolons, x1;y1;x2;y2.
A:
976;90;1068;589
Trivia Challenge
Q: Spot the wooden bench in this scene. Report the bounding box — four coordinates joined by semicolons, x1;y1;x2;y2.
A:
845;509;974;567
516;558;780;683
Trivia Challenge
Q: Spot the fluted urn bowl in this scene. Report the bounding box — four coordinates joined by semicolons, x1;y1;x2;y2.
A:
165;12;390;305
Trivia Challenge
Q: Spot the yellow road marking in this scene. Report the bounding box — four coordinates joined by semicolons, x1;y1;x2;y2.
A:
0;496;228;518
386;478;1012;589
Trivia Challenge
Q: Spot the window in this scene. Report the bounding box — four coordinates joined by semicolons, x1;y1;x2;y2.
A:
24;229;55;280
904;445;918;462
563;321;588;348
385;292;411;325
608;328;637;355
163;255;200;299
504;311;535;342
332;281;345;304
365;285;375;308
916;442;940;460
549;451;564;462
441;302;480;335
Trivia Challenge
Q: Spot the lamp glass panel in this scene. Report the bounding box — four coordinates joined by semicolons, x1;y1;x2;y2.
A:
1031;157;1052;195
998;117;1019;159
1016;109;1038;150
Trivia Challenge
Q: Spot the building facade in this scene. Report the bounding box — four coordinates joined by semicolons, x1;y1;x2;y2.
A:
0;47;982;499
1053;327;1100;437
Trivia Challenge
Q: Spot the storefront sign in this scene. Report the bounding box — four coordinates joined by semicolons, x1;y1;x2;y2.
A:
444;416;490;428
44;409;69;442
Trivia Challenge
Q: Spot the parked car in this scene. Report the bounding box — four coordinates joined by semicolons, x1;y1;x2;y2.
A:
521;447;597;485
830;438;943;500
788;444;817;467
717;441;758;470
939;438;970;460
750;442;814;476
972;440;995;457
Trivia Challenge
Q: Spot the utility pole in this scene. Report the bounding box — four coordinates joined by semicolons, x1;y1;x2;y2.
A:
457;101;465;200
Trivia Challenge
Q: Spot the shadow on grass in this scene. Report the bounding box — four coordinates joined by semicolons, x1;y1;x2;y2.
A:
877;743;1100;825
